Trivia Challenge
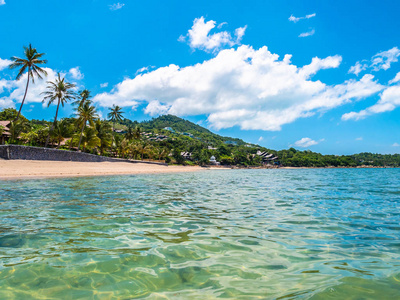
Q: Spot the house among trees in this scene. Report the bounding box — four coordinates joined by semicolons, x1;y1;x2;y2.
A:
0;121;11;145
257;150;278;164
181;152;192;160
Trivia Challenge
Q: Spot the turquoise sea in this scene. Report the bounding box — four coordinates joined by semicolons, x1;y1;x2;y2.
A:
0;169;400;299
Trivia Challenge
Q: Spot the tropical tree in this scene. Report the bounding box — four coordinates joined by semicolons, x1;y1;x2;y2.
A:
52;120;72;148
9;44;47;121
107;105;124;132
134;126;142;140
76;102;97;151
80;126;100;152
42;73;76;147
95;119;112;155
8;120;29;143
124;126;135;141
73;89;91;108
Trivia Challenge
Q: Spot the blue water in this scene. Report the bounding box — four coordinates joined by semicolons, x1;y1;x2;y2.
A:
0;168;400;299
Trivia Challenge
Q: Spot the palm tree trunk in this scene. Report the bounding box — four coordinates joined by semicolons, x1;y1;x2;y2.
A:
45;98;60;148
77;121;85;151
57;140;61;149
15;69;30;122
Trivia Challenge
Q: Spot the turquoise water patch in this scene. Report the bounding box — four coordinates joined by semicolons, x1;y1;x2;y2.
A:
0;169;400;299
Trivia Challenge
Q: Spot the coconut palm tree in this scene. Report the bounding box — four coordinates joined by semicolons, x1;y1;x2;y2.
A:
52;120;71;148
124;126;135;141
42;73;76;147
107;105;124;133
77;102;98;151
73;89;91;108
9;44;47;121
80;126;100;152
95;119;112;155
134;126;142;140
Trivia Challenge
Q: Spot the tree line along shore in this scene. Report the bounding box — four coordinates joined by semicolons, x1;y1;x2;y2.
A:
1;44;400;168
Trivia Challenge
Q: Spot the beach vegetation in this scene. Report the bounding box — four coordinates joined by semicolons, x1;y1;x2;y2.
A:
9;44;47;121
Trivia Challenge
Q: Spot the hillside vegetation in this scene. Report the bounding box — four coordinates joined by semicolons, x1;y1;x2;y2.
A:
2;108;400;167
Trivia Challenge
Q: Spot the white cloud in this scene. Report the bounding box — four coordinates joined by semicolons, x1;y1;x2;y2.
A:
258;136;263;142
342;84;400;121
179;17;247;52
0;66;81;109
0;67;59;109
389;72;400;84
393;143;400;147
371;47;400;71
109;3;124;10
289;13;316;23
144;100;170;116
349;47;400;75
93;45;384;131
0;58;10;70
355;137;363;141
100;82;109;88
294;137;319;148
348;61;367;76
69;67;84;80
299;29;315;38
0;0;5;5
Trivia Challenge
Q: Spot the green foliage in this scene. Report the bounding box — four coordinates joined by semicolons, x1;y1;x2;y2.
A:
0;108;28;122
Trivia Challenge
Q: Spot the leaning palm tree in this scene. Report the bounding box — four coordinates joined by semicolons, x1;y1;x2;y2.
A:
9;44;47;121
73;89;91;108
107;105;124;133
77;102;98;151
42;73;76;147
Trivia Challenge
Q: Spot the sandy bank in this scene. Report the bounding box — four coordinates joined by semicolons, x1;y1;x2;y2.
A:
0;160;205;180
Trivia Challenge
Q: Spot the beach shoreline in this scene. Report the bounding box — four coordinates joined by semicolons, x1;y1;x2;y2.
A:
0;160;208;180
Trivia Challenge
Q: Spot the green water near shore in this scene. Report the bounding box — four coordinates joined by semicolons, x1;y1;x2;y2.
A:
0;169;400;299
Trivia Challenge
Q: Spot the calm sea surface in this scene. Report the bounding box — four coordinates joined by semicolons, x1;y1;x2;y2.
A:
0;169;400;299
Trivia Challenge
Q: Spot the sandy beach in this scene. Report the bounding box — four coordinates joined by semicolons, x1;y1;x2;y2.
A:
0;160;205;179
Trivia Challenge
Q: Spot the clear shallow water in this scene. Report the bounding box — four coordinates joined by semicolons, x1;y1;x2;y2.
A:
0;169;400;299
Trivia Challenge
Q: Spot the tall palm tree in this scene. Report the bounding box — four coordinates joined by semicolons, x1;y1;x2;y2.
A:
42;73;76;147
9;44;47;121
107;105;124;132
77;102;98;151
73;89;91;108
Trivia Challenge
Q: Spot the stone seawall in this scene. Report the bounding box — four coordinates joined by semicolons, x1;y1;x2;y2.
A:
0;145;167;166
0;145;126;162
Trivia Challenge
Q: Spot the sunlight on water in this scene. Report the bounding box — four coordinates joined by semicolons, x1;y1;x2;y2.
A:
0;169;400;299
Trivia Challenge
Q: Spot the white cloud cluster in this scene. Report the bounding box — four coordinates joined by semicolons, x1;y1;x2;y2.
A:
93;45;383;131
294;137;319;148
0;0;5;6
342;83;400;121
389;72;400;84
178;17;247;52
289;13;316;23
69;67;84;80
109;3;124;11
299;29;315;38
0;58;10;71
349;47;400;75
0;66;80;109
100;82;109;88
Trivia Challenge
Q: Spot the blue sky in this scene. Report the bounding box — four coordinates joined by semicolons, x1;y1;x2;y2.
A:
1;0;400;154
